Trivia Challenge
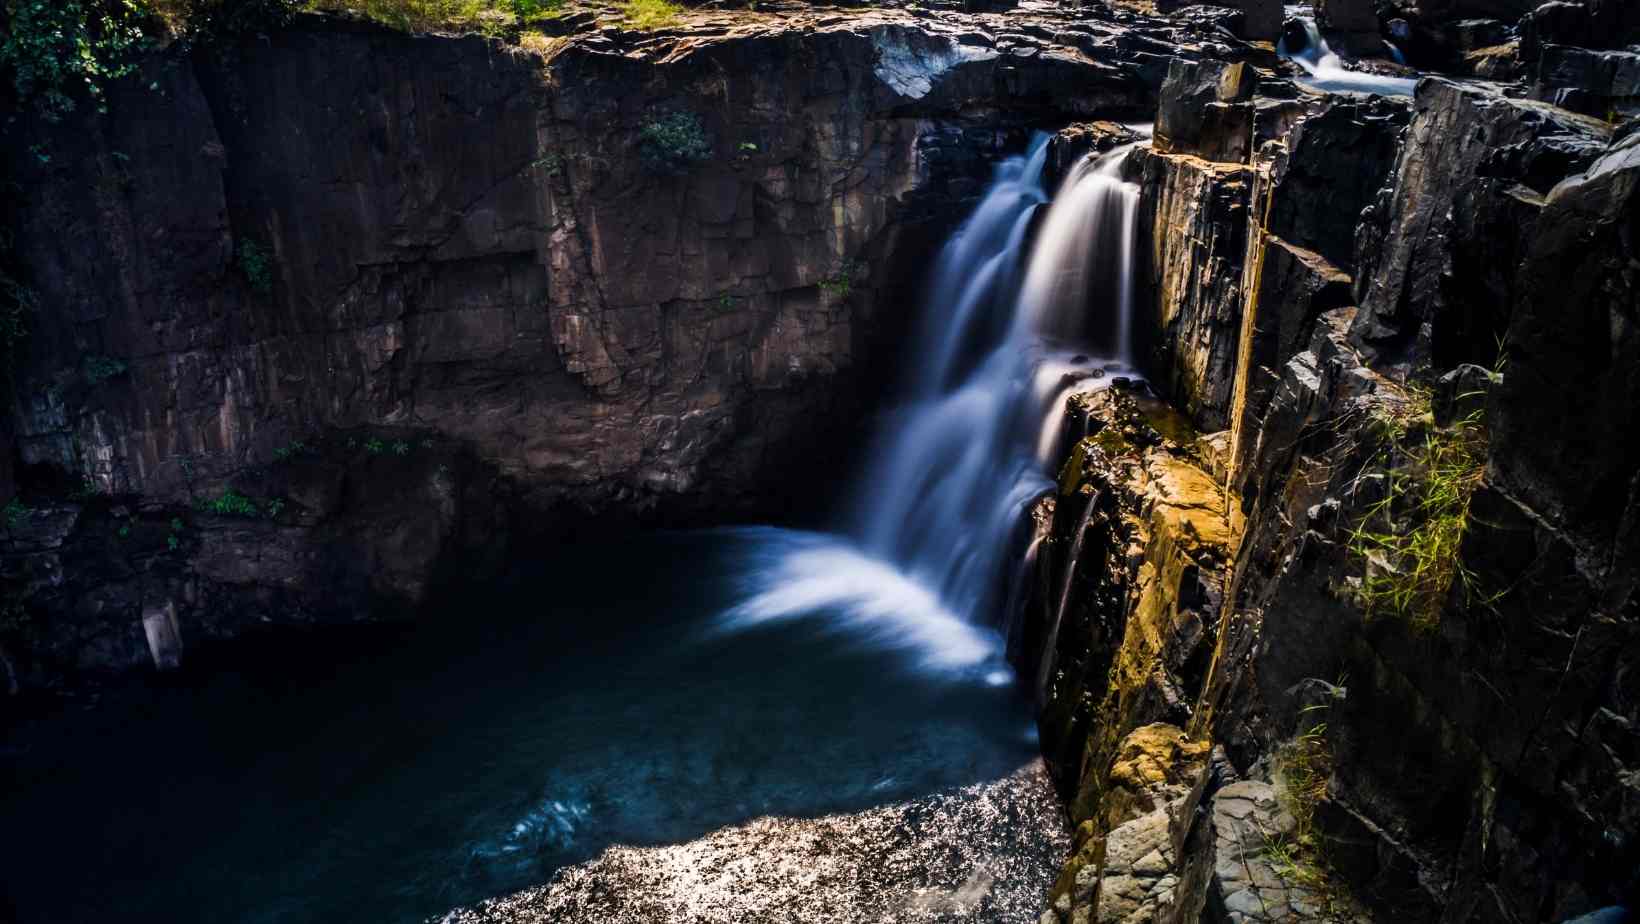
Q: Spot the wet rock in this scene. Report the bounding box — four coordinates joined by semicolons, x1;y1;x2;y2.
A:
1239;0;1283;42
1048;122;1146;192
438;761;1070;924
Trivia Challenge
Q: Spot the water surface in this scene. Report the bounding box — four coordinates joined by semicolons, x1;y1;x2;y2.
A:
0;529;1045;924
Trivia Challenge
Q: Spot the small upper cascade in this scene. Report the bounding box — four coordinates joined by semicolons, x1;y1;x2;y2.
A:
1279;18;1417;97
720;134;1147;678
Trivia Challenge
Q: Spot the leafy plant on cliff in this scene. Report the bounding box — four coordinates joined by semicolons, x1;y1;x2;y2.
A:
0;262;33;375
1346;389;1488;633
621;0;681;30
0;0;152;122
200;490;259;517
819;261;863;299
83;354;128;384
639;111;710;174
3;499;29;529
236;239;273;295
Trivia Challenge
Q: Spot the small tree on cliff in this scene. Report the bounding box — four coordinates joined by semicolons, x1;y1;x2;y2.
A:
639;111;712;175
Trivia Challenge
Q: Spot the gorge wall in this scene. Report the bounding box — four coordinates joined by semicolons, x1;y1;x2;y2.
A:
1028;26;1639;924
3;0;1638;921
0;1;1221;687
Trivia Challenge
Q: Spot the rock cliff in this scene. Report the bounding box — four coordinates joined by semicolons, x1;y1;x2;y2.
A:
1030;30;1639;923
1;0;1243;686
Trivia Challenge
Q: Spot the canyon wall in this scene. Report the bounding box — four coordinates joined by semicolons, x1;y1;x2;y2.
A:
0;3;1224;687
1031;39;1638;923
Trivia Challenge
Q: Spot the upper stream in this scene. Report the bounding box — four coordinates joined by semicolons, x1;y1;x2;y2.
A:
0;135;1145;924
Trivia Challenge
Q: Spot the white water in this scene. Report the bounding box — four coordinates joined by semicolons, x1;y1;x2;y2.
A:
721;135;1144;679
1279;18;1416;97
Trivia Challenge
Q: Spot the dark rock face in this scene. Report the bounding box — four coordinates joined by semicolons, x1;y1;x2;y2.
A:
1351;78;1611;371
1262;96;1410;273
1317;0;1386;55
1155;58;1257;165
1037;55;1640;923
2;0;1281;686
1489;133;1640;593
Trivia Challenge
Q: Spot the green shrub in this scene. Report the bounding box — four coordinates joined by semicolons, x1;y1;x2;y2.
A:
201;490;258;516
639;111;710;174
272;439;308;461
0;0;152;122
237;239;272;295
0;237;35;374
83;354;128;384
819;261;863;298
364;438;385;455
3;498;29;529
266;497;285;518
391;440;409;455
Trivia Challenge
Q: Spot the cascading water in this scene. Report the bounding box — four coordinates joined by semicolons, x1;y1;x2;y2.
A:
1279;18;1416;97
723;134;1145;681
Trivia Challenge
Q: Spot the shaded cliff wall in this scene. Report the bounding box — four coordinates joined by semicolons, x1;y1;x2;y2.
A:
1034;65;1638;924
0;6;1190;687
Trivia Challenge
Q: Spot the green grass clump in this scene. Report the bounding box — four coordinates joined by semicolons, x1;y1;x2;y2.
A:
1347;389;1488;632
622;0;681;30
304;0;551;33
1262;715;1350;912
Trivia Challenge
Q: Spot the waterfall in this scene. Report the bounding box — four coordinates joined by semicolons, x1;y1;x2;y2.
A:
722;135;1144;680
1279;18;1416;97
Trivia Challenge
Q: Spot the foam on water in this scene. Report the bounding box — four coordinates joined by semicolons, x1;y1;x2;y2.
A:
717;134;1147;676
1280;18;1416;97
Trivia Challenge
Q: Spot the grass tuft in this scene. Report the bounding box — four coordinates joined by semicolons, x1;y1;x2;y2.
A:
1345;387;1488;632
621;0;682;30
